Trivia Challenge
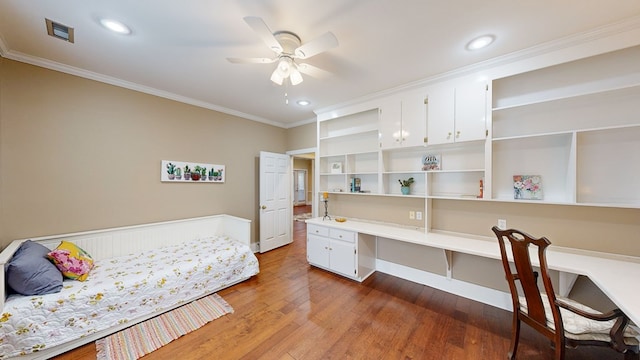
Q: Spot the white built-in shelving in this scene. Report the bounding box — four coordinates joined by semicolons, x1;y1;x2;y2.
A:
490;45;640;208
316;44;640;212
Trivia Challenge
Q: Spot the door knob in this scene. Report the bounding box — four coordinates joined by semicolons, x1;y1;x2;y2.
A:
261;205;267;210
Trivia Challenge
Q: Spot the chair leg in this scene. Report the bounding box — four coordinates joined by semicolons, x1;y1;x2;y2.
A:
624;350;639;360
508;317;520;359
553;336;565;360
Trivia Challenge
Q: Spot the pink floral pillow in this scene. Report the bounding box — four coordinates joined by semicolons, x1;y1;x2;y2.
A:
47;241;94;281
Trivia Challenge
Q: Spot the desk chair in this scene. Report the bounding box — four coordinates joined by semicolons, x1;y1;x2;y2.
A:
491;226;639;359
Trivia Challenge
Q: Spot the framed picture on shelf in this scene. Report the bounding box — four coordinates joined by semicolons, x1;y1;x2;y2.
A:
422;154;441;171
330;162;343;174
513;175;543;200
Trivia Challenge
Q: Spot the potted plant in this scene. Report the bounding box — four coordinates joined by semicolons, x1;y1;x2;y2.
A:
183;165;191;180
166;162;176;180
192;166;201;181
208;168;215;181
398;177;414;195
175;167;182;180
200;167;207;181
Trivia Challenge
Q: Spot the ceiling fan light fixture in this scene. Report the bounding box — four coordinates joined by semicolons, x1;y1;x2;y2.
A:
277;57;293;77
290;69;303;85
270;68;284;85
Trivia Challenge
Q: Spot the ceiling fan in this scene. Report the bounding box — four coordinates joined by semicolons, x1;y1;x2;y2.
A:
227;16;338;86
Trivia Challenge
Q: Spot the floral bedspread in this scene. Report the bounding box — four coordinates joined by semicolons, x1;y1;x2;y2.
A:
0;235;259;358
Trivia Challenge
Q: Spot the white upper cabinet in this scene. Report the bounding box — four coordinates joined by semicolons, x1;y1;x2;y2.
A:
454;81;488;142
379;92;427;149
426;81;487;145
425;84;455;145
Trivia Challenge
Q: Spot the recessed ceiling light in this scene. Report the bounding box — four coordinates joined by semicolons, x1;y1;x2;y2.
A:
99;18;131;35
297;100;311;106
466;35;495;51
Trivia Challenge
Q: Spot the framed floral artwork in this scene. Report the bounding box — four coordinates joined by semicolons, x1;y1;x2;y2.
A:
513;175;543;200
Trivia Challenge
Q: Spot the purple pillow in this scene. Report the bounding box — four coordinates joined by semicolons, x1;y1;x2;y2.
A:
5;240;63;295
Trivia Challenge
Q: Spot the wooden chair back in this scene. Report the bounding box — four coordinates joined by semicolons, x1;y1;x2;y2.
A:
492;226;565;343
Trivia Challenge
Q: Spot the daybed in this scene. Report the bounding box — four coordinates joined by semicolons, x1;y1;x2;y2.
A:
0;214;259;359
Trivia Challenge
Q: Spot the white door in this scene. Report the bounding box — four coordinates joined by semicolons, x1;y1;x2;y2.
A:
293;170;307;204
259;151;292;253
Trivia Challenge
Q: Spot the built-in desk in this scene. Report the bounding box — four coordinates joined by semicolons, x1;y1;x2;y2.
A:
306;217;640;326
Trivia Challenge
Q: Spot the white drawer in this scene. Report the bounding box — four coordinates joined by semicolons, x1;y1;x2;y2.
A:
329;228;355;243
307;224;329;237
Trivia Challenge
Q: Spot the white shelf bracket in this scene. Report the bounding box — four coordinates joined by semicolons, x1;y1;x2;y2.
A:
558;272;579;297
444;250;453;279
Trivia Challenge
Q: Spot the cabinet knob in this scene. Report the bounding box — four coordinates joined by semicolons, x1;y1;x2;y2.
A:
447;132;452;139
456;131;461;138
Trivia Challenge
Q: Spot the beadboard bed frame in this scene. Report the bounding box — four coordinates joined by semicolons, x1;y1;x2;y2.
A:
0;214;253;359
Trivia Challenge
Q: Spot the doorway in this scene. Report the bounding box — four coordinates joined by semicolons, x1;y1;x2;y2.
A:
290;150;315;224
293;169;307;205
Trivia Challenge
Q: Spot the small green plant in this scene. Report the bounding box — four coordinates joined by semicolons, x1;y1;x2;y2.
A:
208;168;215;176
200;167;206;176
398;177;415;187
194;165;202;173
166;162;176;175
184;165;191;173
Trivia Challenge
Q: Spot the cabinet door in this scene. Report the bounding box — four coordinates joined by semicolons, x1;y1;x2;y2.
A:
426;85;455;145
329;239;356;278
307;234;330;268
400;92;428;148
454;81;487;142
379;101;402;149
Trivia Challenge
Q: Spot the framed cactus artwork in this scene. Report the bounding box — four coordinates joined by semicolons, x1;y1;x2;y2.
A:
161;160;225;183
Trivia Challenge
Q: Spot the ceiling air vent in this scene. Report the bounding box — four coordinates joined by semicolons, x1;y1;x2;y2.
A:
45;18;74;43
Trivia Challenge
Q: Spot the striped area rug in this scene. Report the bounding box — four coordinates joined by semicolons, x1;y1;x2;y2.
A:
96;293;233;360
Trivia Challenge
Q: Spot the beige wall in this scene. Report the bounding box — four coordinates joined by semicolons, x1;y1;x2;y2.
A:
0;59;287;248
286;122;316;151
430;199;640;256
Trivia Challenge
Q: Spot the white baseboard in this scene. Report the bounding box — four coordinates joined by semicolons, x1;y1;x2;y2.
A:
375;259;513;311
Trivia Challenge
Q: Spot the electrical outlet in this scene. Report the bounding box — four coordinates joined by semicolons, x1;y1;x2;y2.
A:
409;211;415;220
498;219;507;229
416;211;423;220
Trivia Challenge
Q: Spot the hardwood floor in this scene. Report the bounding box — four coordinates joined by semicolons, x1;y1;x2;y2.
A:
55;213;625;359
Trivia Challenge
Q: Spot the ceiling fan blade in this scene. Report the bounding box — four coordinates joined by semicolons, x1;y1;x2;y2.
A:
243;16;283;54
294;32;338;59
227;57;276;64
296;63;332;78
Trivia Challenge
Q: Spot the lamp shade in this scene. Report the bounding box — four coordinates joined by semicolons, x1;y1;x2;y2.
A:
290;68;303;85
270;57;303;86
